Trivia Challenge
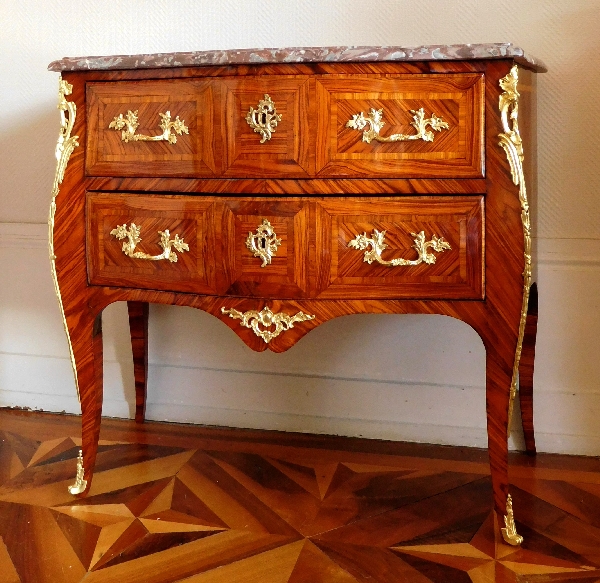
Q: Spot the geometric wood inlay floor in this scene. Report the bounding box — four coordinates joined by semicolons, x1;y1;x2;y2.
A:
1;409;599;582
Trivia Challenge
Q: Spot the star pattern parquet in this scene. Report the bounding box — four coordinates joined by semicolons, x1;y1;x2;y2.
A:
0;410;599;582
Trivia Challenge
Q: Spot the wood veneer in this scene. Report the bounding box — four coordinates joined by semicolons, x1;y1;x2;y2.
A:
51;57;541;546
87;80;218;177
87;193;482;299
519;282;538;455
127;301;149;424
315;73;484;177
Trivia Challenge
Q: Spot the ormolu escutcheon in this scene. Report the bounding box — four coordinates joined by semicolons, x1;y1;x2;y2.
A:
246;219;281;267
245;94;282;143
221;306;315;343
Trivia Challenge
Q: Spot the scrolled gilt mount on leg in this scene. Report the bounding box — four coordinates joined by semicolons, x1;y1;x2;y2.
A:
349;229;451;267
221;306;315;344
68;449;87;495
501;494;523;546
110;223;190;263
498;65;532;444
49;77;81;401
109;110;189;144
346;107;449;144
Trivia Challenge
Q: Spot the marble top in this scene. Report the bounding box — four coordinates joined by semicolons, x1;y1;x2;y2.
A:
48;43;546;73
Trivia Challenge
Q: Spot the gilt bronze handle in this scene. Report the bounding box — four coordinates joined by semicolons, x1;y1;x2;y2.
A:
110;223;189;263
346;107;449;144
109;110;189;144
348;229;451;267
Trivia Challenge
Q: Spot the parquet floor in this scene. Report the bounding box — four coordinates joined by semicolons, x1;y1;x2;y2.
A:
1;409;599;582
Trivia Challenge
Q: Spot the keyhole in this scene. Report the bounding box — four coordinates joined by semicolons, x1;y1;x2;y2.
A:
260;238;266;249
261;113;267;125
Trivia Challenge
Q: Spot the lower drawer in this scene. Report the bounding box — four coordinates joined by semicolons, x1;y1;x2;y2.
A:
86;193;219;294
86;192;310;297
86;192;484;300
314;197;484;299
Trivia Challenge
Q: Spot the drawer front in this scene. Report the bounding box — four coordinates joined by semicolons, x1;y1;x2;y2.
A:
87;192;218;294
87;193;482;300
315;74;484;178
314;197;484;299
87;193;311;298
86;80;219;177
218;199;310;297
222;77;312;177
85;73;483;180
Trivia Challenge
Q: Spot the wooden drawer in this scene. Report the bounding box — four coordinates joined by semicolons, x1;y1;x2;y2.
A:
315;74;484;178
88;192;483;301
85;73;483;180
87;192;219;294
314;197;484;299
86;80;219;177
86;193;311;298
222;77;312;177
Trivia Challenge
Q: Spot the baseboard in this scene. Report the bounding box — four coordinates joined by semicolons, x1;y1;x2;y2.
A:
532;432;600;458
3;226;598;265
3;351;599;455
4;385;600;455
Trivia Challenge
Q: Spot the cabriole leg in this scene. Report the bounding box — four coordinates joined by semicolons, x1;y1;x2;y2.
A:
519;282;538;455
68;312;103;496
485;344;523;546
127;301;149;423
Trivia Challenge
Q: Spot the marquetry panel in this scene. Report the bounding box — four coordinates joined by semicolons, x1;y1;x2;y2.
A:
222;77;312;177
86;80;219;177
218;199;310;297
86;192;218;294
315;196;484;299
315;74;484;178
1;411;599;582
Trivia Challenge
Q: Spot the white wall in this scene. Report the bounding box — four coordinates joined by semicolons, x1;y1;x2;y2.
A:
0;0;599;455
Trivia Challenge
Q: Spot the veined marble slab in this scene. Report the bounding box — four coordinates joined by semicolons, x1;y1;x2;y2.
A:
48;43;546;72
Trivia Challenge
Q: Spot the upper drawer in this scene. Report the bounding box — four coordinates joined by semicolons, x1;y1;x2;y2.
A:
314;74;484;178
86;80;219;177
85;73;484;179
221;77;312;177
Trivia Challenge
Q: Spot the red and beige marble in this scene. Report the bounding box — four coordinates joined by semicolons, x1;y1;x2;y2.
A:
48;42;546;72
